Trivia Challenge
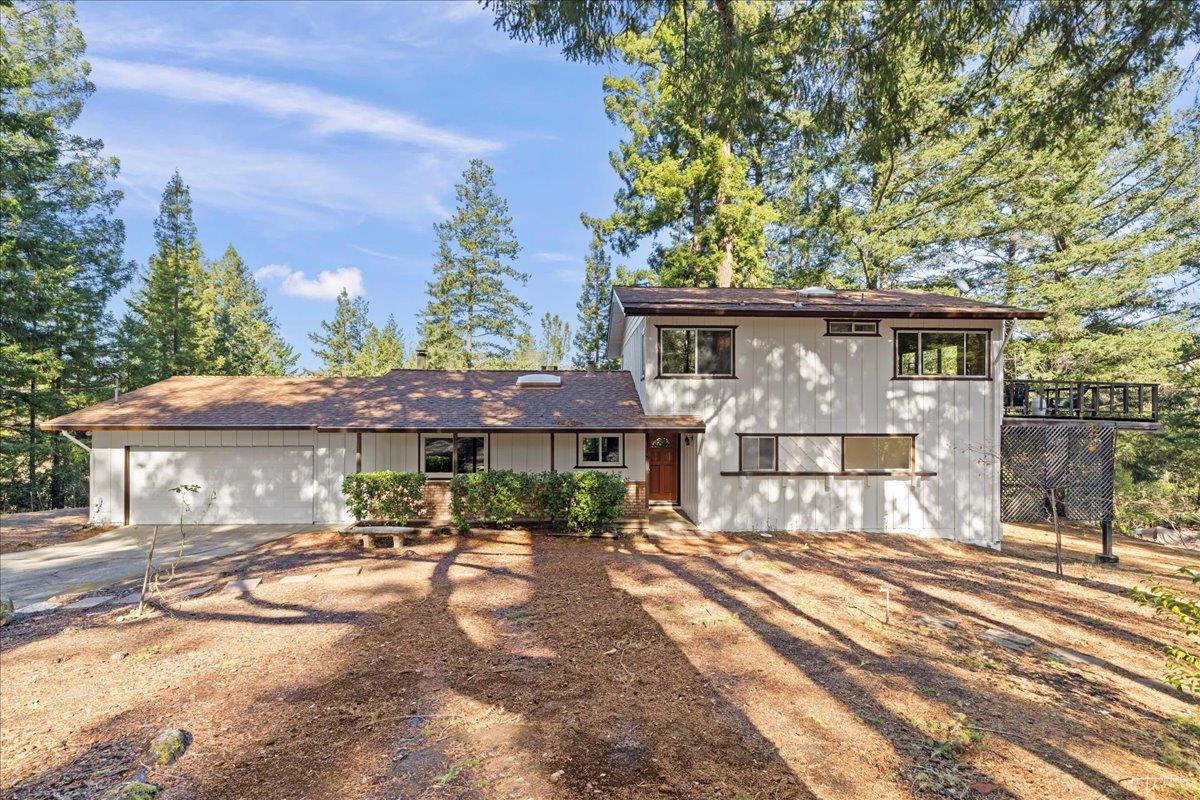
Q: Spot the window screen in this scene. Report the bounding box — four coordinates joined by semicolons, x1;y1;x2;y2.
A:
843;436;913;471
741;436;776;471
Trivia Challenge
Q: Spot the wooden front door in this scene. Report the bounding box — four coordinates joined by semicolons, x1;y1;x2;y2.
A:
647;433;679;503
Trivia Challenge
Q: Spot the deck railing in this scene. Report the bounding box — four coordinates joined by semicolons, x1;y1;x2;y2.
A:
1003;380;1158;423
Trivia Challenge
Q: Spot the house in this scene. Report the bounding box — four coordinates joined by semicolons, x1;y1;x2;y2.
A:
45;284;1141;548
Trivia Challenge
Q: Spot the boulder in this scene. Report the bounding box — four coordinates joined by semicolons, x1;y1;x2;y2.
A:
0;596;13;627
147;728;190;766
103;781;159;800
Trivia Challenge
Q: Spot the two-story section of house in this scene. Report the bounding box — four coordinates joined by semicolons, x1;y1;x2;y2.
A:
607;286;1046;547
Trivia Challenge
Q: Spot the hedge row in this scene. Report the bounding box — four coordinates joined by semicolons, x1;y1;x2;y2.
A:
450;469;627;534
342;471;427;522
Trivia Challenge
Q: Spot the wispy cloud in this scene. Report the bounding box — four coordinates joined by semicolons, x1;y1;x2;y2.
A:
353;246;406;262
534;251;579;263
256;265;365;300
88;58;499;153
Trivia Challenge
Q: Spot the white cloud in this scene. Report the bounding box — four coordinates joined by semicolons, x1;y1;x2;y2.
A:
534;251;579;263
255;265;364;300
353;246;405;262
88;58;499;153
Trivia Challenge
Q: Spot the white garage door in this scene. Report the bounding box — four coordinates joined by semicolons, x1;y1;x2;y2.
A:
129;446;315;524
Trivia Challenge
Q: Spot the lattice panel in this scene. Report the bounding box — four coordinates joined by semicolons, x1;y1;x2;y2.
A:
1001;424;1115;523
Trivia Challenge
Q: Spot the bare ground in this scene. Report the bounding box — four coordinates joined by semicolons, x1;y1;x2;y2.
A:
0;508;109;554
1;523;1197;800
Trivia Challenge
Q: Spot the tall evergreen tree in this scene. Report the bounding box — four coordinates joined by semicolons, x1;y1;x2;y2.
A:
309;288;370;375
350;315;407;376
209;245;297;375
1;1;131;511
537;312;571;368
572;231;614;368
120;172;218;386
418;159;530;368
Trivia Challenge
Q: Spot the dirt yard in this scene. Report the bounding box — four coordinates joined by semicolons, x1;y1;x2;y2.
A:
1;523;1197;800
0;507;107;554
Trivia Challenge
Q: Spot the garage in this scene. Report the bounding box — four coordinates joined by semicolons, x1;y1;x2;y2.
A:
128;446;315;524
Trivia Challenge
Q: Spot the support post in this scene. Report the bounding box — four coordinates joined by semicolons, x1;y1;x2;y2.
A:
1095;519;1119;564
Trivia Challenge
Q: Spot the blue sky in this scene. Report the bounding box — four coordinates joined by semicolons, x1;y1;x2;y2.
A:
74;1;622;371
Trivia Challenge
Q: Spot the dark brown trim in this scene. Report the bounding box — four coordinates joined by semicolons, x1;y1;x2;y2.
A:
622;306;1045;320
575;431;627;468
735;432;919;475
892;327;993;381
654;325;737;379
40;423;706;434
721;470;938;477
824;319;881;337
123;445;130;526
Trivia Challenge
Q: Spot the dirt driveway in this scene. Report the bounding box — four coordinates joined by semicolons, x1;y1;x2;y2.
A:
0;507;93;554
1;524;1196;799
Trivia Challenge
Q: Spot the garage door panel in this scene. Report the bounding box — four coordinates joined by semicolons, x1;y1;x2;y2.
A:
130;446;314;524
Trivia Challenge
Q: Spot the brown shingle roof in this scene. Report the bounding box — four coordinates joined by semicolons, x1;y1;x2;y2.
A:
40;371;705;432
613;285;1045;319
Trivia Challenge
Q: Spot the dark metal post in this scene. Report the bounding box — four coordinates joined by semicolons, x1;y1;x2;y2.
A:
1095;519;1119;565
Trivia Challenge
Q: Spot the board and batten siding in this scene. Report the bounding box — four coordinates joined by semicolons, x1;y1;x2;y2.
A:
625;315;1003;546
88;429;356;525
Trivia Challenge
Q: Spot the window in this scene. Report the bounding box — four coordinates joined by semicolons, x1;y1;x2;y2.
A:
659;327;734;376
740;435;777;472
826;319;879;336
423;434;486;476
896;330;988;377
579;434;622;466
843;436;913;471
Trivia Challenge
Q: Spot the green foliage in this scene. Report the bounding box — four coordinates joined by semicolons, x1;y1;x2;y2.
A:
1132;567;1200;695
536;312;570;368
1;0;131;512
341;471;427;523
1157;715;1200;777
350;315;408;376
418;159;530;368
309;288;370;375
572;230;618;369
450;470;527;531
924;713;984;761
448;469;627;534
121;172;218;386
208;245;297;376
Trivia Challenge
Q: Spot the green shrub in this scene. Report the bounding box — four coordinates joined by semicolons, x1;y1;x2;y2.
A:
342;471;427;522
450;470;528;531
447;469;627;535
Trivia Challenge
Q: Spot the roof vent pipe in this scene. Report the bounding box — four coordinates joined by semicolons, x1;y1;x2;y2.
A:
415;349;428;369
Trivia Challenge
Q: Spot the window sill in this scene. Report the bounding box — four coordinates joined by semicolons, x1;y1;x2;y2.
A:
720;470;937;478
654;374;738;380
892;375;990;382
575;464;627;470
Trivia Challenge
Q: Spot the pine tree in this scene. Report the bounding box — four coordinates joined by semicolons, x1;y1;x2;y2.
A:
1;1;131;511
572;231;614;368
418;159;530;368
350;315;407;376
121;172;218;386
209;245;297;375
537;313;571;369
309;288;370;375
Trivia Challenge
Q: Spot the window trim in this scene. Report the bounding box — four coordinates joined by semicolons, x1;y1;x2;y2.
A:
893;328;992;381
655;325;737;379
420;432;489;479
825;319;881;337
724;433;930;477
738;434;778;473
575;432;627;469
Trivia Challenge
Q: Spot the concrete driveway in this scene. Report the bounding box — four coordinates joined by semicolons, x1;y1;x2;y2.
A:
0;524;335;607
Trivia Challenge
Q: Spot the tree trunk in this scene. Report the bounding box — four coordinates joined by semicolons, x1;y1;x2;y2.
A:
27;379;37;510
1048;488;1063;578
716;138;735;288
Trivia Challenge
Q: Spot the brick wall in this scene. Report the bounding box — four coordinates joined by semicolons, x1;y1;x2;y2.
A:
421;481;453;523
623;480;648;518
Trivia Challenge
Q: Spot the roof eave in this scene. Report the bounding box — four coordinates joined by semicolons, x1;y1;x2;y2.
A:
619;306;1046;320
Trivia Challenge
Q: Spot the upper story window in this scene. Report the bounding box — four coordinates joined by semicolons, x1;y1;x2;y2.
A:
826;319;879;336
895;330;989;378
658;327;734;377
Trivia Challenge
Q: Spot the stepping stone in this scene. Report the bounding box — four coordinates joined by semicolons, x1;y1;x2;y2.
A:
917;613;959;630
176;585;213;599
1049;647;1106;667
63;595;113;610
222;578;261;594
114;592;144;605
981;628;1034;651
329;565;362;577
279;574;316;584
16;601;60;614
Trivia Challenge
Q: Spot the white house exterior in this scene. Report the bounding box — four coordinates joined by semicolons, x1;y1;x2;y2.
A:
43;286;1043;546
